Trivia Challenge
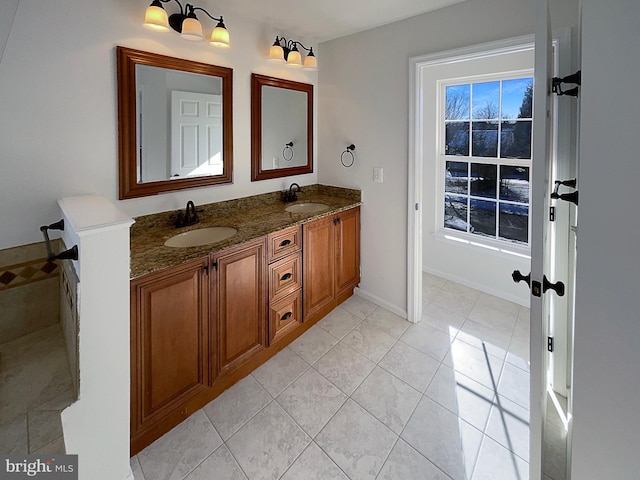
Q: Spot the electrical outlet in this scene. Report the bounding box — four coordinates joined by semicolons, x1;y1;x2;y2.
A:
373;167;384;183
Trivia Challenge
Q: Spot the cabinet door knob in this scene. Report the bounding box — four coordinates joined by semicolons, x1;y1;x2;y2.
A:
280;272;293;281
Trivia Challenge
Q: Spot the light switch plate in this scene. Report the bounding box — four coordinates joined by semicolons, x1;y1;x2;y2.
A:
373;167;384;183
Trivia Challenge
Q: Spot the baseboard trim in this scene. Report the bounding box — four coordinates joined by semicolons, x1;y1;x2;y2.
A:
354;287;408;319
422;267;530;308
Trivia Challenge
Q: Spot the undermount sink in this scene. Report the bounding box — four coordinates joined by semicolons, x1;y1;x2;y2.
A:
164;227;237;248
285;202;330;214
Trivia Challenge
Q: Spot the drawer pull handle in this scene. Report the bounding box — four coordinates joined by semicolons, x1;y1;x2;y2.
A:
280;272;293;281
279;239;292;247
281;312;293;320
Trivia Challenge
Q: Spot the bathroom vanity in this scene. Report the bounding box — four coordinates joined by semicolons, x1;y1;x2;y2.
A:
129;185;360;453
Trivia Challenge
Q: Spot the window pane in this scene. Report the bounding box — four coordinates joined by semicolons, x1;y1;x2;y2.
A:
472;122;498;157
502;78;533;119
445;161;468;194
499;203;529;243
500;166;530;202
445;122;469;156
470;163;497;199
470;199;496;237
444;195;468;232
446;84;470;120
501;120;532;159
472;81;499;120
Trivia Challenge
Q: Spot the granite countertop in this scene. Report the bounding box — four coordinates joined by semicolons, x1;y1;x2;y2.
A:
130;185;362;280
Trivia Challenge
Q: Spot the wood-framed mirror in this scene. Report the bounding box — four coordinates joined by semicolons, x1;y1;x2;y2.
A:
251;74;313;181
117;46;233;199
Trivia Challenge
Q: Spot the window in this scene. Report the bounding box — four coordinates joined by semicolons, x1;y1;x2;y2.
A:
441;75;533;247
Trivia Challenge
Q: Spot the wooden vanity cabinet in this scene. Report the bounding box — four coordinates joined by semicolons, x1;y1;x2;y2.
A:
303;206;360;323
131;208;359;453
130;256;212;451
213;238;267;375
267;226;303;344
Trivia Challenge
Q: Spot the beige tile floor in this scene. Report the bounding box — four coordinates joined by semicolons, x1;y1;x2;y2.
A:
131;273;546;480
0;323;74;454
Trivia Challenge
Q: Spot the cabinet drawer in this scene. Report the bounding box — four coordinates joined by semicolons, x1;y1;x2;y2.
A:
269;253;302;303
269;290;302;345
268;226;302;263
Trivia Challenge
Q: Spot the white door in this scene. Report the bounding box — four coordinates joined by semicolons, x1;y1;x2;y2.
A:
171;91;223;178
530;1;579;478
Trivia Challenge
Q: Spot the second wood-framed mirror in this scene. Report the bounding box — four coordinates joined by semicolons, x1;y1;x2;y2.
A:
117;46;233;199
251;74;313;181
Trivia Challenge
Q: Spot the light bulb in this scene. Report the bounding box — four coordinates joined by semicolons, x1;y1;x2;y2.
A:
143;4;169;31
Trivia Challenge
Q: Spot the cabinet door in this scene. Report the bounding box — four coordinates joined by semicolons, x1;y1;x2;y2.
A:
215;238;267;374
303;215;335;320
335;207;361;300
131;257;210;433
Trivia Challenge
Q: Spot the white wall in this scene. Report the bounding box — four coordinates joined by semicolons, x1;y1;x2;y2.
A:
0;0;318;251
318;0;578;313
571;0;640;476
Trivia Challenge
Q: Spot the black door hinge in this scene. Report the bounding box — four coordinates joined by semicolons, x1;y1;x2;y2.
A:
213;260;218;271
531;280;542;297
549;206;556;222
552;71;581;97
204;264;209;274
547;336;554;352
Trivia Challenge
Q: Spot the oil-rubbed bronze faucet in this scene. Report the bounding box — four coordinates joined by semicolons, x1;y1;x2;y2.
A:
174;200;200;228
282;183;302;202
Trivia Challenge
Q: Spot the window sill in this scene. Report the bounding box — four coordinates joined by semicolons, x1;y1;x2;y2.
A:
432;230;531;260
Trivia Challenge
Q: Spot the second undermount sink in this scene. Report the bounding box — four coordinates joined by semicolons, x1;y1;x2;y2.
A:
285;202;330;214
164;227;237;248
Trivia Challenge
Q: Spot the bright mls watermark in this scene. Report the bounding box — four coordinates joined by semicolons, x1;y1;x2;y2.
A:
1;455;77;480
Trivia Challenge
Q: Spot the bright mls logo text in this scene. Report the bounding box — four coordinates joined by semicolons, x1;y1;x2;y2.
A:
1;455;77;479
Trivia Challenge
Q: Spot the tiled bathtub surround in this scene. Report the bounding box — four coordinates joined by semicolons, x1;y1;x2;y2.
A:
131;274;545;480
0;241;60;344
60;257;79;395
0;240;76;454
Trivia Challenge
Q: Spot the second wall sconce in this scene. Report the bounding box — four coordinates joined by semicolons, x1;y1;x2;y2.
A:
268;36;317;70
144;0;230;47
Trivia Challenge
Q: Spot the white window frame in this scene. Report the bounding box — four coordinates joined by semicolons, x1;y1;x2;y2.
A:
436;69;534;257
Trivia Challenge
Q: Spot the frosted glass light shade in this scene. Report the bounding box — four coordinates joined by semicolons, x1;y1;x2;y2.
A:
268;45;285;62
303;54;317;70
143;5;169;31
210;25;230;47
181;17;204;40
287;49;303;67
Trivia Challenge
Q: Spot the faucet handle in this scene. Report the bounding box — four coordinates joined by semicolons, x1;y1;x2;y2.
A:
174;212;185;228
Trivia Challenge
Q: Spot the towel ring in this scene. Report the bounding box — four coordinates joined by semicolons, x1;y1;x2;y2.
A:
341;144;356;168
283;142;294;162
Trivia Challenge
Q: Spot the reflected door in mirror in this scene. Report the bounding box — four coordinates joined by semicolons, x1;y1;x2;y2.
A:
117;47;233;199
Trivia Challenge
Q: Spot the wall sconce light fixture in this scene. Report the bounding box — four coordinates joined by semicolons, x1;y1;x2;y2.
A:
144;0;230;47
268;36;317;70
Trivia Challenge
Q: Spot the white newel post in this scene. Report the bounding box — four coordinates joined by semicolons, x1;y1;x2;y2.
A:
57;195;134;480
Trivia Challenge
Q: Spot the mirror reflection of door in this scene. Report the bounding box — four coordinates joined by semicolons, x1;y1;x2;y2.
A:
171;91;223;178
135;64;223;183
